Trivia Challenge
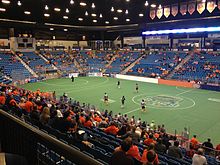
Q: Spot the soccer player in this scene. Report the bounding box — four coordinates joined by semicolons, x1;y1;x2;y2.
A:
121;96;125;108
141;99;146;112
104;93;109;105
117;80;120;88
135;83;139;93
71;75;74;82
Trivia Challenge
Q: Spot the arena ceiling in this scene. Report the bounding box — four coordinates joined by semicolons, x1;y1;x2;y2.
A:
0;0;220;40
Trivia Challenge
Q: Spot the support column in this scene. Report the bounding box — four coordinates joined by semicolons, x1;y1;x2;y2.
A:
120;33;124;48
142;36;146;49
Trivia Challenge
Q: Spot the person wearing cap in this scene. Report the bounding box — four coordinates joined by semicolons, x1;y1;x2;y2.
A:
192;148;207;165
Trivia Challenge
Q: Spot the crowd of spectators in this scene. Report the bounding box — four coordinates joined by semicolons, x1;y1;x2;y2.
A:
0;83;220;164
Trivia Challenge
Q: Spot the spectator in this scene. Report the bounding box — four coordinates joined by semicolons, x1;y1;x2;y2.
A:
105;122;119;135
155;138;166;154
202;138;214;155
167;141;183;159
144;134;156;146
39;107;50;125
190;135;199;149
110;137;134;165
141;143;159;165
192;148;207;165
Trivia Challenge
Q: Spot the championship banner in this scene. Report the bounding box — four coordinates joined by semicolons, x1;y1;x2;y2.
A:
218;0;220;10
150;9;156;19
180;2;187;15
188;1;196;15
171;4;178;17
197;0;206;14
207;0;216;13
156;7;163;19
164;6;170;18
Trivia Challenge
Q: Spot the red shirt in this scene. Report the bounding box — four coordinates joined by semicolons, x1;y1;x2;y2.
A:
79;116;85;124
0;96;6;105
25;101;33;113
104;125;119;135
141;149;159;164
144;138;156;146
126;145;141;161
84;120;93;128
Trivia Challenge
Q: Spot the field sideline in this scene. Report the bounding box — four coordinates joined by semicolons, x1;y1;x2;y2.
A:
19;77;220;145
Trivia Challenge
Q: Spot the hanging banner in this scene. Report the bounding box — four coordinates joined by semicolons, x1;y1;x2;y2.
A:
157;7;163;19
180;2;187;15
188;1;196;15
171;4;178;17
150;9;156;19
197;0;206;14
218;0;220;10
164;6;170;18
207;0;216;13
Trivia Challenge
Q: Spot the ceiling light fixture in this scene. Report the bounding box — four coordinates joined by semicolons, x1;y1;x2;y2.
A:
113;17;118;20
78;18;83;21
111;7;114;12
45;5;49;10
139;13;144;17
64;29;68;31
2;0;10;4
105;21;109;24
54;8;61;12
117;9;123;13
91;13;96;17
93;19;97;23
125;9;128;14
99;14;103;18
85;11;88;16
158;4;162;9
151;4;156;8
50;28;54;31
63;16;68;19
91;3;95;8
145;1;148;7
24;11;31;15
44;13;50;17
126;18;130;22
126;0;130;2
70;0;74;4
66;8;69;13
80;2;87;6
17;1;21;6
0;8;6;12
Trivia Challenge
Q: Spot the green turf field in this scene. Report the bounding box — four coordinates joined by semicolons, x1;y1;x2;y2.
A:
19;77;220;145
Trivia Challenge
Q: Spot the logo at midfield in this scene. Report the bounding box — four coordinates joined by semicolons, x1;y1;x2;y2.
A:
145;95;183;108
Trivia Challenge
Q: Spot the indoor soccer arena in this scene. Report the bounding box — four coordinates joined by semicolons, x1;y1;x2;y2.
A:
0;0;220;165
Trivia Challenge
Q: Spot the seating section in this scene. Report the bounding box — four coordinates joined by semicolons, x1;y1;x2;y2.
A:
19;52;54;74
128;51;187;78
106;51;141;73
0;52;31;79
173;52;220;83
42;51;78;74
2;83;219;165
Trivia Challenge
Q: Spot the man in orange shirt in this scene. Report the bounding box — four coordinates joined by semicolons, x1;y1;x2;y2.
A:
25;98;34;113
190;135;199;149
144;134;156;146
104;122;119;135
141;143;159;164
0;92;6;108
84;116;93;128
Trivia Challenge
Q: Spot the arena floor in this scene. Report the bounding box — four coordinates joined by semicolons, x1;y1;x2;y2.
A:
19;77;220;145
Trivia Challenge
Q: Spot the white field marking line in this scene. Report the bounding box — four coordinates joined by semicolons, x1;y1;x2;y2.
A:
175;86;219;94
39;79;89;87
100;98;116;103
66;77;110;93
208;98;220;103
176;89;194;96
124;107;140;115
125;91;196;114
